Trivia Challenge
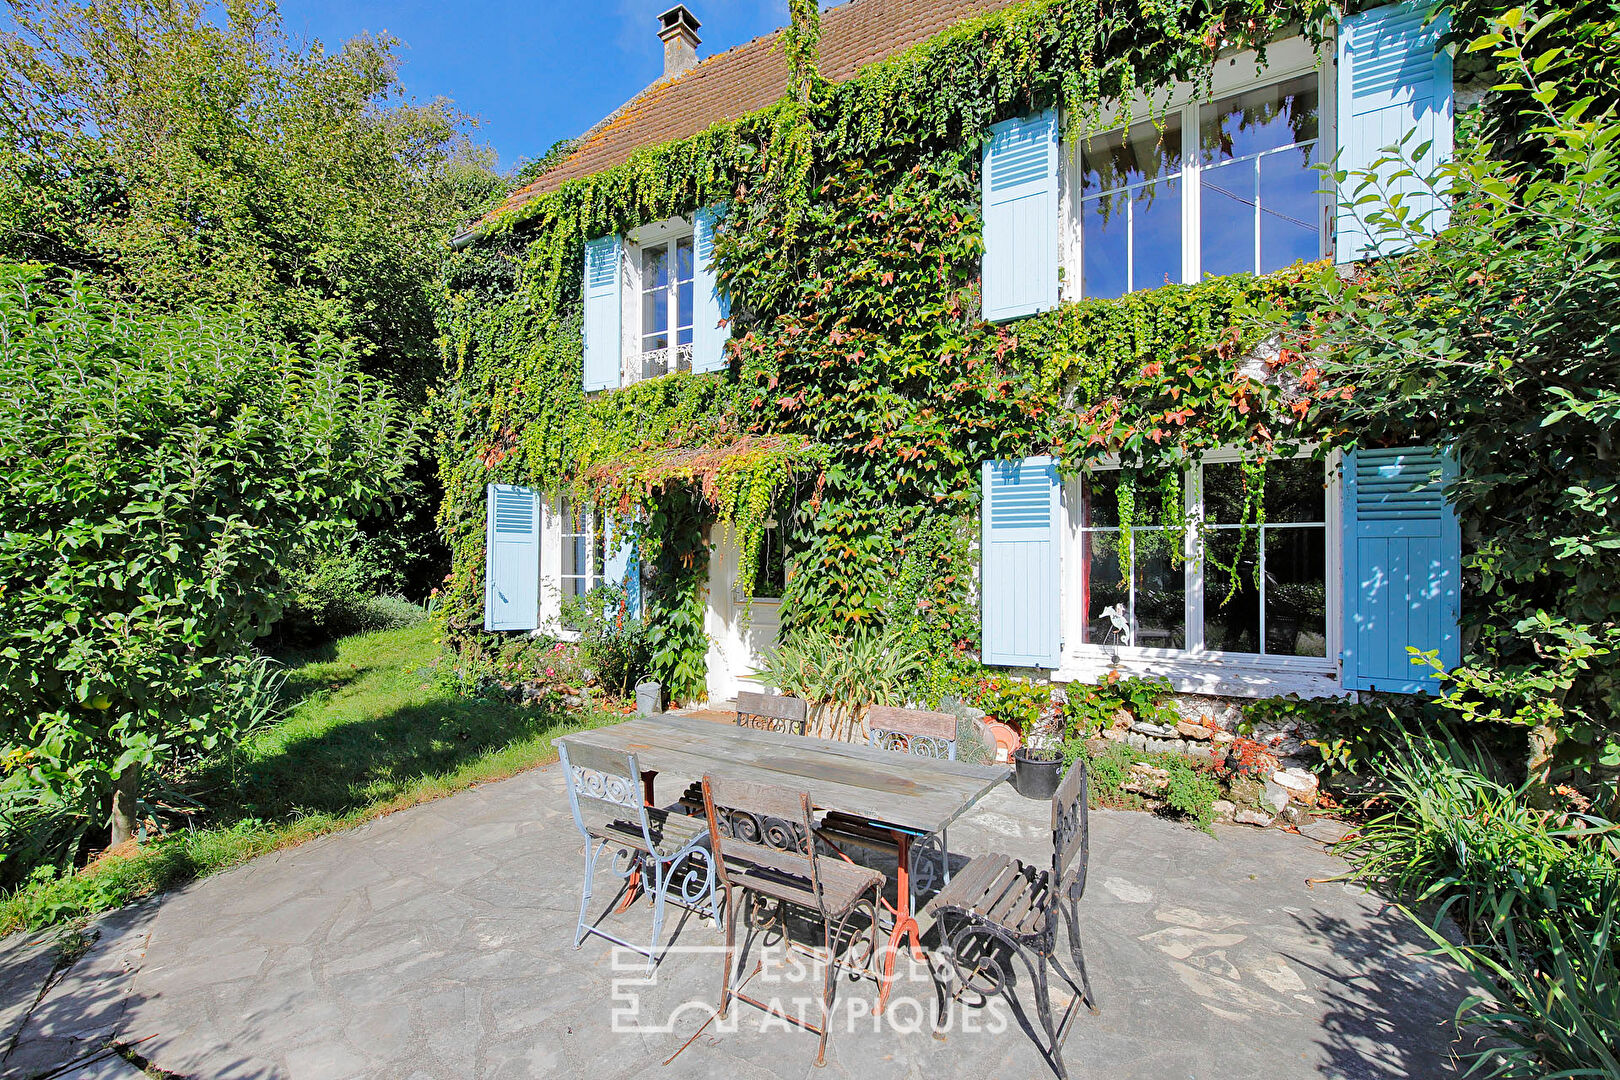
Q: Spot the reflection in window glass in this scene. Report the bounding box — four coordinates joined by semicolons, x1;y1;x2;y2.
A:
1198;74;1321;277
639;235;697;370
752;520;788;599
1080;117;1183;298
1264;527;1327;656
1079;471;1185;648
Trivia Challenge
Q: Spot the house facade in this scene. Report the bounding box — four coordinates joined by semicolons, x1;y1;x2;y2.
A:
443;0;1470;714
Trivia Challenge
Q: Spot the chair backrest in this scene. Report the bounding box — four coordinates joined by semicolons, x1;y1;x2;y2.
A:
736;691;808;735
1051;758;1090;903
867;705;957;760
559;742;653;849
700;775;824;910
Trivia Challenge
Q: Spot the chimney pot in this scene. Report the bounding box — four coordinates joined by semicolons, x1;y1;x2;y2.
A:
657;5;702;80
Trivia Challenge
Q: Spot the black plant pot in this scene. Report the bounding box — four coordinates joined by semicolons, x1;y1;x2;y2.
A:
1012;748;1062;800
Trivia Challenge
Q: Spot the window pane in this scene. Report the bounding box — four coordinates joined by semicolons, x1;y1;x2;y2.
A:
642;243;670;289
564;532;586;579
676;236;694;282
1264;527;1327;656
642;287;668;349
1202;462;1253;524
1265;457;1326;523
1081;116;1182;193
1082;530;1128;645
1081;193;1128;299
1258;144;1322;272
677;277;694;340
1203;530;1260;653
1199;74;1319;165
1132;179;1181;291
1082;471;1122;528
1132;535;1185;649
1200;158;1256;278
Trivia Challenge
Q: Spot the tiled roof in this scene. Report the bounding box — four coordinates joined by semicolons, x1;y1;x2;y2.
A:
483;0;1024;222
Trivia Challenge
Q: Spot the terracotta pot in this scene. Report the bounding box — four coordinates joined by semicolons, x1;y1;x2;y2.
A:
984;721;1021;764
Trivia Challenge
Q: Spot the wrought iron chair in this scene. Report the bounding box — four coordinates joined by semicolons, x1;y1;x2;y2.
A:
867;704;957;760
700;775;885;1068
559;742;721;974
924;758;1099;1080
735;690;808;735
679;691;810;816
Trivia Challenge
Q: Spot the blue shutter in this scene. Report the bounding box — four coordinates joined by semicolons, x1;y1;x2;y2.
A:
603;518;642;618
485;484;540;632
1336;2;1453;261
692;206;730;374
981;457;1062;667
1341;447;1461;692
981;111;1059;323
582;235;622;392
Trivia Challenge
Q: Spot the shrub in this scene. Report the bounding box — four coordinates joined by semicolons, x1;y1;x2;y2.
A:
0;266;416;848
1340;730;1620;1076
559;584;651;696
753;623;926;740
1061;738;1223;832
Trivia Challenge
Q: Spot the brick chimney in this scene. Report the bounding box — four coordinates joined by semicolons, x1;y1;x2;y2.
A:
657;5;702;79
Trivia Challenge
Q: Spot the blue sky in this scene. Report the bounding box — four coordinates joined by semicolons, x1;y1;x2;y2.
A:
277;1;792;170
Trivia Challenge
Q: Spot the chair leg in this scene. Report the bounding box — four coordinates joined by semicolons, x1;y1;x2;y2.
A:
815;911;836;1068
1030;950;1069;1080
574;838;603;949
718;883;737;1020
646;858;669;975
1063;904;1100;1015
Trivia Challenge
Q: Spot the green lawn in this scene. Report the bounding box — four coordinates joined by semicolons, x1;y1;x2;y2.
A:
1;622;610;935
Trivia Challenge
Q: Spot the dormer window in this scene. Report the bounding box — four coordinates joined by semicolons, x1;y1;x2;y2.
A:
637;232;695;380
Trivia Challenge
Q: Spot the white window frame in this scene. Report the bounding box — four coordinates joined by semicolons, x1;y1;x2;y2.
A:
557;493;605;629
1059;36;1337;302
622;215;695;386
1059;445;1344;696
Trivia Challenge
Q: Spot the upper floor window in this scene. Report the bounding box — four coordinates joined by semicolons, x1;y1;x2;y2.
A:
638;234;694;380
1073;49;1329;300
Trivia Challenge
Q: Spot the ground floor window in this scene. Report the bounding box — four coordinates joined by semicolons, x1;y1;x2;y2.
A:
559;494;605;625
1079;451;1329;661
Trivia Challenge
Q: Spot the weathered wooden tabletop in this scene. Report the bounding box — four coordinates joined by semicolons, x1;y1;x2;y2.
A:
556;714;1009;836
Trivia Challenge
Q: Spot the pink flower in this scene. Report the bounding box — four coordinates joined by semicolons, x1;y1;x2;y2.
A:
545;667;556;678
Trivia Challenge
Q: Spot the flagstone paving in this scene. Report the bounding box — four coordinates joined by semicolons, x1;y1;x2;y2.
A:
3;760;1480;1079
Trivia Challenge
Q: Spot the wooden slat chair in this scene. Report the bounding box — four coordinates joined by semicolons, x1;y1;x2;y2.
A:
817;706;960;896
735;690;808;735
700;776;885;1069
679;692;810;817
924;758;1099;1080
559;742;721;974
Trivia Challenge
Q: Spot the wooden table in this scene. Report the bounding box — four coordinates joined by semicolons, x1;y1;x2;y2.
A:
555;713;1010;1008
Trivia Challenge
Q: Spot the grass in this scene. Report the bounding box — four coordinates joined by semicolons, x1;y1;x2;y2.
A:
1;622;616;935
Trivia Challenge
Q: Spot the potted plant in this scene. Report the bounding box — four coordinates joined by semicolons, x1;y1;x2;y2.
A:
1011;710;1065;799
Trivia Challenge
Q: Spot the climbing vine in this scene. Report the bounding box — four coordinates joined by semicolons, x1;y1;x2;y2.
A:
433;0;1354;697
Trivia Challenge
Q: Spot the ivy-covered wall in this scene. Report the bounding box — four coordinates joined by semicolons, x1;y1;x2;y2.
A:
431;0;1355;701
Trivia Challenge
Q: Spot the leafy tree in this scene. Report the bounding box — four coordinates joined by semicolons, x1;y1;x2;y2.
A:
0;264;417;848
0;0;503;393
1260;6;1620;787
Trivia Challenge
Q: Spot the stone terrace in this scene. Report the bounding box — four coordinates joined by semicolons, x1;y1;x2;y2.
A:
1;761;1480;1079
